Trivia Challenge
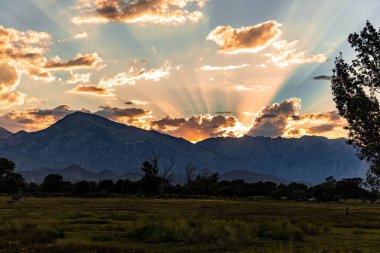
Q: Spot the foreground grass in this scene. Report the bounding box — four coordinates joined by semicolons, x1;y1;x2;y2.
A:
0;197;379;252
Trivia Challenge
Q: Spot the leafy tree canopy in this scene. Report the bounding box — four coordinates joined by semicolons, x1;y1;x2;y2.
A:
331;21;380;188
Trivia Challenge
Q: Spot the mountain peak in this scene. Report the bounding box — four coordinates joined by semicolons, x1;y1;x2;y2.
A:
50;111;124;131
0;127;12;139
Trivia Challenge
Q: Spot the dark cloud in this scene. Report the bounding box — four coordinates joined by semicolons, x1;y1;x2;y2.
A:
72;0;205;25
313;75;332;81
95;105;152;126
248;98;301;137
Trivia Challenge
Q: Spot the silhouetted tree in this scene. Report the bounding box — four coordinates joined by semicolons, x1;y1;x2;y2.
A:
115;179;139;194
98;180;114;194
41;174;67;193
312;177;337;202
159;158;175;195
331;21;380;190
286;182;309;201
335;178;366;200
0;158;25;195
72;181;97;196
140;154;161;195
187;169;219;195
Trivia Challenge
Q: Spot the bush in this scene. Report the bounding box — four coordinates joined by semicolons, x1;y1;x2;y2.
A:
125;218;328;246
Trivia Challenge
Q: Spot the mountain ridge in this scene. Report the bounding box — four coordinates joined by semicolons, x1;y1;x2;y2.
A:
0;112;368;184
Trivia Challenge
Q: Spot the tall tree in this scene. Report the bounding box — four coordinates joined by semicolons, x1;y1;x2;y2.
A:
331;21;380;190
0;158;25;194
140;154;161;195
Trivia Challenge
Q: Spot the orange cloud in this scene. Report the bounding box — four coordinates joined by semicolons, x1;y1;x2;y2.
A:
70;84;113;96
151;114;245;142
0;25;102;107
0;63;24;108
44;53;102;70
207;21;282;54
72;0;205;25
285;111;347;139
0;105;151;132
0;105;78;132
0;101;347;142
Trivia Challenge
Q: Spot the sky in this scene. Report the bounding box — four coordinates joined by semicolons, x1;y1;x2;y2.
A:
0;0;379;142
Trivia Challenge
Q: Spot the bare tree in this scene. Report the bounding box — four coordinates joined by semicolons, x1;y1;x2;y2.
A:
185;163;197;185
159;157;175;195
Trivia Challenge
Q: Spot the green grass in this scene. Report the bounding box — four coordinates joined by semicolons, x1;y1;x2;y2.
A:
0;197;379;252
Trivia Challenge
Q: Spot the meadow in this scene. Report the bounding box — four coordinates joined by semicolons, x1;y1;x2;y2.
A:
0;197;379;253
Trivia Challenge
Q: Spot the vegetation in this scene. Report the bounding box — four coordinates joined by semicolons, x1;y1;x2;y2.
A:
0;157;377;202
331;21;380;190
0;197;377;252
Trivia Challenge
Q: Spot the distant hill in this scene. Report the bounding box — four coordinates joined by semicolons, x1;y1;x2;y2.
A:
0;112;368;184
196;136;367;183
20;164;119;183
219;170;289;184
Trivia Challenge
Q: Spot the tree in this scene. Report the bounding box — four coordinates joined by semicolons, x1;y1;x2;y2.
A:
0;158;15;180
98;180;114;194
0;158;25;195
159;158;175;195
331;21;380;190
139;154;161;195
41;174;65;193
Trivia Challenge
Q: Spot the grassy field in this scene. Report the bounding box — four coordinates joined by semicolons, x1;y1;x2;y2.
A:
0;197;379;252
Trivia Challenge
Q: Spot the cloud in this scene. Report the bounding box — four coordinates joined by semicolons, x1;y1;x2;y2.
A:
0;104;151;132
248;98;301;137
200;64;249;71
95;105;152;128
151;114;248;142
0;105;77;132
98;60;171;87
286;111;347;138
247;99;346;138
44;53;102;70
70;84;113;96
72;0;205;25
207;21;282;54
313;75;332;81
70;61;171;96
235;85;270;92
0;25;51;65
0;100;347;141
0;63;24;107
125;99;149;105
73;31;88;39
0;25;101;107
206;21;327;68
67;72;91;84
307;124;336;134
265;40;327;68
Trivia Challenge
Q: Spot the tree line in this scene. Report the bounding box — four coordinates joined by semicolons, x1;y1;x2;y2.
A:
0;157;377;202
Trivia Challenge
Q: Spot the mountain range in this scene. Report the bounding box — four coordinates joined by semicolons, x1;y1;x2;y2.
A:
0;112;367;184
